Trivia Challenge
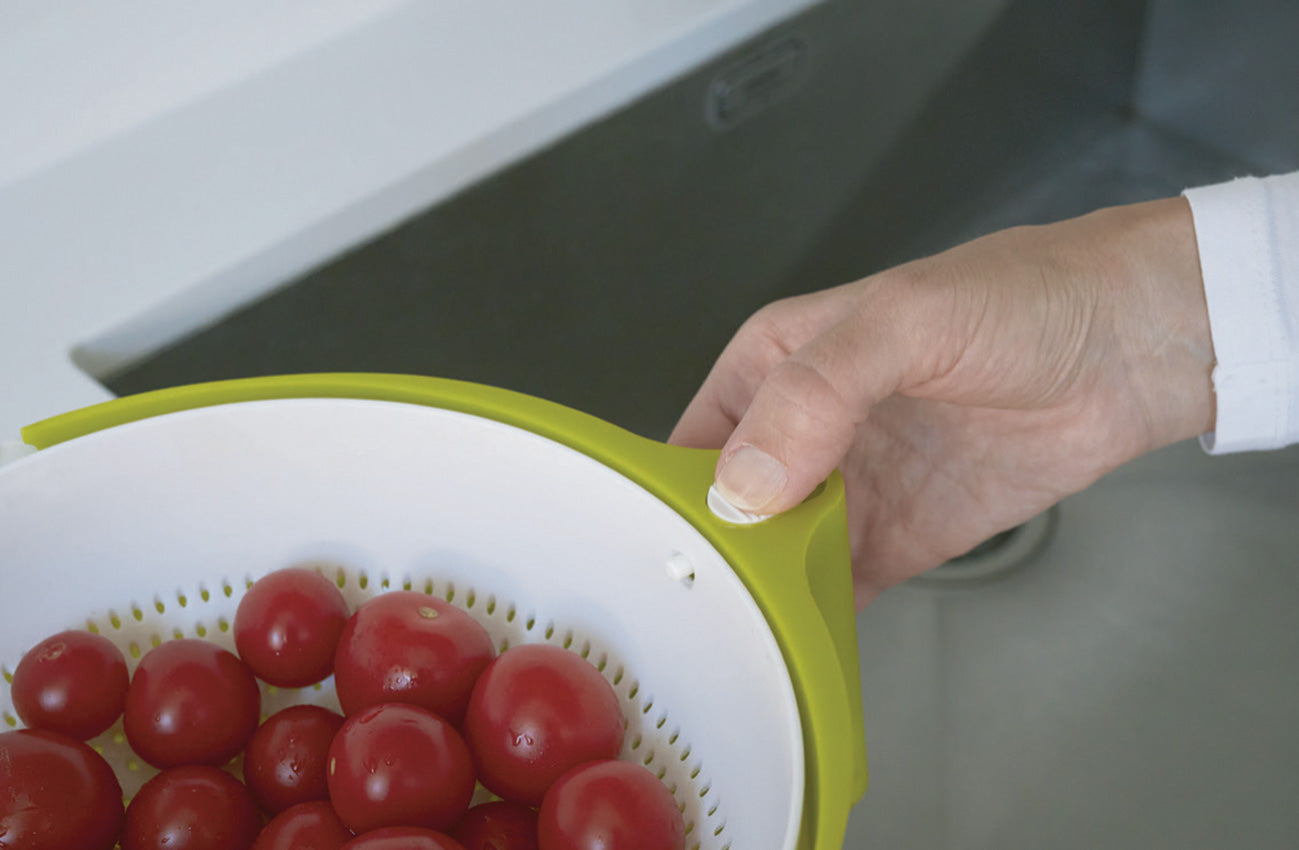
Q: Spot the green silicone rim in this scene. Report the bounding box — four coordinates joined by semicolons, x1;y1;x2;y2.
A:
21;373;867;848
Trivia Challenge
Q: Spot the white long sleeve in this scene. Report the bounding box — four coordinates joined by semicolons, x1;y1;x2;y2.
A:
1184;171;1299;453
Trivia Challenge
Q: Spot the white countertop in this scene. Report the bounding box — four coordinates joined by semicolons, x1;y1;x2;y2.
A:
0;0;815;441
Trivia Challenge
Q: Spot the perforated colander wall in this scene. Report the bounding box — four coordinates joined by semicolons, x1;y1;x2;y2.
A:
0;563;731;850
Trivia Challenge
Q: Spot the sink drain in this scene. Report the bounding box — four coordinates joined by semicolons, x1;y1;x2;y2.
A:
911;507;1057;586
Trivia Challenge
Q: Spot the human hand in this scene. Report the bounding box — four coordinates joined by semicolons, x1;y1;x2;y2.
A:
670;198;1215;609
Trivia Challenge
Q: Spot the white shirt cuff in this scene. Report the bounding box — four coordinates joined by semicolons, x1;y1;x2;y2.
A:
1183;171;1299;453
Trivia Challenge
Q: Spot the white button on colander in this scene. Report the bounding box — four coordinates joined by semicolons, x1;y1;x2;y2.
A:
706;483;771;524
664;551;695;586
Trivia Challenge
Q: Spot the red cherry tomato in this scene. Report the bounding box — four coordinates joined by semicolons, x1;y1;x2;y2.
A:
251;801;353;850
333;592;494;723
538;760;685;850
341;827;466;850
122;765;261;850
327;703;475;834
245;704;345;813
123;638;261;768
9;630;129;740
451;801;539;850
463;644;624;806
0;729;123;850
235;568;350;687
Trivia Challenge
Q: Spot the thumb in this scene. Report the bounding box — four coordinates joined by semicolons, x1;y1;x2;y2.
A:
714;284;938;513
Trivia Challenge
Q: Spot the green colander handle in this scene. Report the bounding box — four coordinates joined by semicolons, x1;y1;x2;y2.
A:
22;373;867;848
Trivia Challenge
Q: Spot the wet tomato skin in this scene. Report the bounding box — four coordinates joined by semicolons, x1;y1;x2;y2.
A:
10;630;129;740
450;801;539;850
244;704;346;813
251;801;353;850
122;765;261;850
327;703;476;834
123;638;261;768
341;827;467;850
537;760;686;850
333;592;494;723
235;568;351;688
463;644;624;806
0;728;124;850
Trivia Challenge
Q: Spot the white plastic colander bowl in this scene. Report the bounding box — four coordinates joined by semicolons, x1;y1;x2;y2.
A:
0;374;866;850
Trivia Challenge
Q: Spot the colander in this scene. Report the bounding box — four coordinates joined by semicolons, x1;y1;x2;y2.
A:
0;373;866;849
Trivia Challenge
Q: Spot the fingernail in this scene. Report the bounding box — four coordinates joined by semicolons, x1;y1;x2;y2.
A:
716;446;787;511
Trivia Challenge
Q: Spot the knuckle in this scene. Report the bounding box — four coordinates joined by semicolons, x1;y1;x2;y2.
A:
738;299;798;347
723;299;804;374
764;356;855;437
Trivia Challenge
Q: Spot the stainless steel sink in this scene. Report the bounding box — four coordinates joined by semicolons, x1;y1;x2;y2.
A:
844;2;1299;840
850;440;1299;848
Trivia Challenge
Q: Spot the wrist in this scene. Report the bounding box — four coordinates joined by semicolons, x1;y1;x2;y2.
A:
1101;196;1216;453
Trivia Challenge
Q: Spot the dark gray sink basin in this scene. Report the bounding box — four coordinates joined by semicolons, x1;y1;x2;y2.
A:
850;439;1299;847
